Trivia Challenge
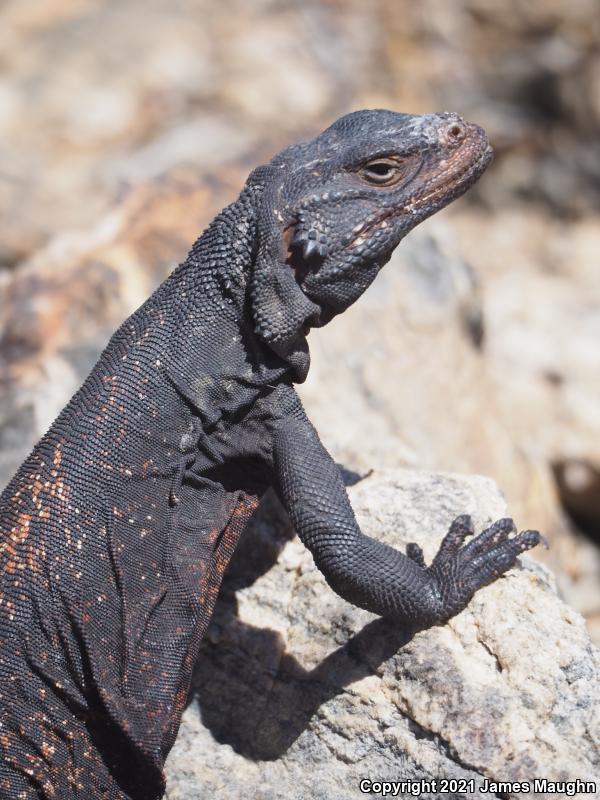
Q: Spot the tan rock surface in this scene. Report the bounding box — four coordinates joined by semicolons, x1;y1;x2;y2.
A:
452;208;600;640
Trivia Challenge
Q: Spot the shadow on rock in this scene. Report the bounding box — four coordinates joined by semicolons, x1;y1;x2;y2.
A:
188;490;413;761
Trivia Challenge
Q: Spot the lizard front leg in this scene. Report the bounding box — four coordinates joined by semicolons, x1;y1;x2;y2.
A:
271;401;543;631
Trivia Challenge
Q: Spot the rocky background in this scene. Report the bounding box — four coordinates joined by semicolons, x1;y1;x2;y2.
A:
1;1;599;795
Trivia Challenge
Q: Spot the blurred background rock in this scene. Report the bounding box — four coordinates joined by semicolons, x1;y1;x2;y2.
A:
0;0;599;642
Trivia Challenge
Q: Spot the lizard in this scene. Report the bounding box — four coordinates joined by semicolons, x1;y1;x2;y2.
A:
0;109;543;799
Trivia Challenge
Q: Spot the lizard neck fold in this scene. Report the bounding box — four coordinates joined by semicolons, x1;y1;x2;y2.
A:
156;178;314;384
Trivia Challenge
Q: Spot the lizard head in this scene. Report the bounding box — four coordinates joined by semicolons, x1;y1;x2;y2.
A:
250;109;492;380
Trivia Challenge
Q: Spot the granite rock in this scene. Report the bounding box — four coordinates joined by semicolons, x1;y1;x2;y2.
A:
165;469;600;799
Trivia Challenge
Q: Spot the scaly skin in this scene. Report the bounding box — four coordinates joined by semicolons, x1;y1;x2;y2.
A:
0;110;542;799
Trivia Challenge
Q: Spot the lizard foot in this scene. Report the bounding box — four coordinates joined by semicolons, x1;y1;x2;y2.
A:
424;514;546;622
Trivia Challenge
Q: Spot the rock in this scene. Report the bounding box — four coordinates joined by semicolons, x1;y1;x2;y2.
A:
164;469;600;799
451;208;600;638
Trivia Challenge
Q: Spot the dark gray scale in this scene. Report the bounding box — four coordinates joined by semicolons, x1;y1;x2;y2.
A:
0;109;541;799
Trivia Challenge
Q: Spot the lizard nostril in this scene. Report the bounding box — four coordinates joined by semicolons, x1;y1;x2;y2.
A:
447;122;466;142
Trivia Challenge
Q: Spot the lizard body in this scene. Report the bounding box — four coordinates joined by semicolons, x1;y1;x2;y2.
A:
0;110;542;799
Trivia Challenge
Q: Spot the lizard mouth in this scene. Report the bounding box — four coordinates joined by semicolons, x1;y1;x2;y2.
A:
402;143;493;212
347;143;493;249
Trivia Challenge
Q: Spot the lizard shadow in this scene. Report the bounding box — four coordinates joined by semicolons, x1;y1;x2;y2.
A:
189;486;415;761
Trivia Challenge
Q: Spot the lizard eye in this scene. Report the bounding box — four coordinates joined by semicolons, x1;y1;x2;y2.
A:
359;158;404;186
